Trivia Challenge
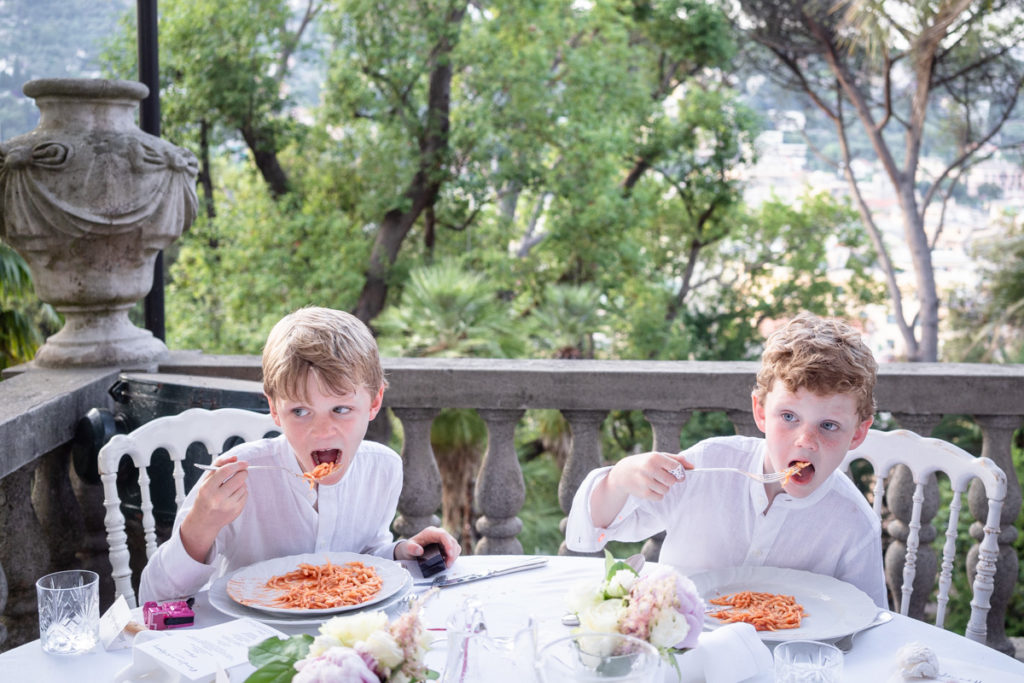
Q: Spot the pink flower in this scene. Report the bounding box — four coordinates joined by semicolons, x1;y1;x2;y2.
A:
620;569;704;650
293;645;379;683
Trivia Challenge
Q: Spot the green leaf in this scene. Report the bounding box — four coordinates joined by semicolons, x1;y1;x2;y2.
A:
603;549;637;582
247;634;313;669
244;659;303;683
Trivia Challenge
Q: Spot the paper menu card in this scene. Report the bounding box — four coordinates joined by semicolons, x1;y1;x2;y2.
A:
114;618;286;683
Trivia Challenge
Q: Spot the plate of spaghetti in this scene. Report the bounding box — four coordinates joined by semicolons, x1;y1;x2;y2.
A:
210;567;413;625
225;552;408;615
689;566;878;642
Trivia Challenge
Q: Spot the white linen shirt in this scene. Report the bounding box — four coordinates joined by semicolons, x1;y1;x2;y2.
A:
565;435;888;608
139;435;403;603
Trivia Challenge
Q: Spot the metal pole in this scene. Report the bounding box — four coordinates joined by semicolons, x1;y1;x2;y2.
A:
138;0;165;341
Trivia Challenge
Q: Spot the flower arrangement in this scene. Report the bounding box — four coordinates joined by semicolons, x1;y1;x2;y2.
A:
245;592;436;683
566;551;704;676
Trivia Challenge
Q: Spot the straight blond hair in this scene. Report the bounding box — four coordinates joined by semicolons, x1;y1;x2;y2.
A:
262;306;386;402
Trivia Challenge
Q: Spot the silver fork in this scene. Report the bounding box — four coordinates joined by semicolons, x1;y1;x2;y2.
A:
834;610;893;652
688;467;789;483
193;462;305;478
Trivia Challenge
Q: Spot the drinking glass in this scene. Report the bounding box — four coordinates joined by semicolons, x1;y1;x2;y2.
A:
773;639;843;683
36;569;99;655
439;599;538;683
536;632;661;682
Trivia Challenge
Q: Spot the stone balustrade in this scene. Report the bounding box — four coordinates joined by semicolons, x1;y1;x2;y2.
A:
1;353;1022;654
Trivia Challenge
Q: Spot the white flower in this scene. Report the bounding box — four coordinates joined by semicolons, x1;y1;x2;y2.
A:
363;629;404;670
648;608;691;649
308;633;342;658
319;611;389;648
566;580;605;613
579;598;626;634
605;569;638;598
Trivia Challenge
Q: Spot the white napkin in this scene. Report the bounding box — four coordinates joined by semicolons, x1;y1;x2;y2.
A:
680;623;773;683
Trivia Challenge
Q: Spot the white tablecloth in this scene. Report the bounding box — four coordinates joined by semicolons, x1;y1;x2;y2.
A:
2;555;1022;682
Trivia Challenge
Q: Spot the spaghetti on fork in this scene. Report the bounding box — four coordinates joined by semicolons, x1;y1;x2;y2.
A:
302;461;340;489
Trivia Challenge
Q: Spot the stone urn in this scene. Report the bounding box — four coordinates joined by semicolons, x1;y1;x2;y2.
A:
0;78;198;368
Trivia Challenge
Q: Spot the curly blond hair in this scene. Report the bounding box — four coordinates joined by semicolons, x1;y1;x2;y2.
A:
262;306;386;402
753;313;877;421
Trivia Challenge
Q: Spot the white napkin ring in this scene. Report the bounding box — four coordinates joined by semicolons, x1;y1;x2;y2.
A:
669;464;686;480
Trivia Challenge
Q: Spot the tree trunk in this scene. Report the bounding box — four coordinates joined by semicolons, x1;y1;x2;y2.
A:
198;119;216;223
239;123;290;199
352;3;468;325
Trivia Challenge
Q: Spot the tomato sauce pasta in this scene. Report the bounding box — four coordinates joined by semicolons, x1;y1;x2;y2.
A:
708;591;807;631
781;462;810;485
302;461;340;489
264;560;382;609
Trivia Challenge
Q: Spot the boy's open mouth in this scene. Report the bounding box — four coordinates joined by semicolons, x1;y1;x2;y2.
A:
312;449;341;466
788;460;814;484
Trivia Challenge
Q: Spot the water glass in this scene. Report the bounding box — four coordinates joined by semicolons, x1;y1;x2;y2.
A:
536;632;661;682
36;569;99;655
773;639;843;683
439;599;538;683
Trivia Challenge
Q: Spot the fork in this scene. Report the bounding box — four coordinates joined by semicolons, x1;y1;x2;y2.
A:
193;462;304;478
689;467;789;483
669;464;790;483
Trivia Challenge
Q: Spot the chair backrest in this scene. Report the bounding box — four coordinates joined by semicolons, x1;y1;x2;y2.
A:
842;429;1007;644
97;407;279;607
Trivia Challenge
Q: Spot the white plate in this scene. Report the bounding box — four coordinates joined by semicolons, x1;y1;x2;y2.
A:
689;566;878;642
225;552;408;615
210;568;413;627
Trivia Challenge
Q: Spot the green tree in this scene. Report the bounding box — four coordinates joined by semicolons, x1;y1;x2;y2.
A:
612;191;886;361
103;0;321;207
735;0;1024;361
0;243;44;368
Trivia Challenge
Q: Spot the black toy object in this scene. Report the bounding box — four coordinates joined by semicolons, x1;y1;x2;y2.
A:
417;542;447;578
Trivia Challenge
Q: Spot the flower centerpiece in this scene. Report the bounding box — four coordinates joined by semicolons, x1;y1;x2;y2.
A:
566;551;704;678
245;592;436;683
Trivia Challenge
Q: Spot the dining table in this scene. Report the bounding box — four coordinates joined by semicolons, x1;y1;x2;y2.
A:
2;554;1022;682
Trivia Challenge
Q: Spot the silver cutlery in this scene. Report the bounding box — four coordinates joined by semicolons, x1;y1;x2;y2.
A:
834;610;893;652
193;462;305;478
414;557;548;588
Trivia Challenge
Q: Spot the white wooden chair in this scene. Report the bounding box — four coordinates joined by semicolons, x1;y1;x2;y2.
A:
842;429;1006;644
97;407;278;607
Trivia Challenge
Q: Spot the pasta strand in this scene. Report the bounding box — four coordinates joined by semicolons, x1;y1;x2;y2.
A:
708;591;807;631
264;559;382;609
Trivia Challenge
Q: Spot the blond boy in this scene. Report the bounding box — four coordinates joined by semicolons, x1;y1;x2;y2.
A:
140;307;458;603
566;313;887;607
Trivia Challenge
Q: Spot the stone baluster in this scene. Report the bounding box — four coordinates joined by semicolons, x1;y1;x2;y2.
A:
474;409;526;555
31;448;84;573
558;410;607;555
392;408;442;539
640;410;692;561
969;415;1022;655
885;414;941;619
0;464;51;648
726;409;760;437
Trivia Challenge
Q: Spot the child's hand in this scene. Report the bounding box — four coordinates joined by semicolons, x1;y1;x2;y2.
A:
395;526;461;568
179;455;249;563
606;451;693;501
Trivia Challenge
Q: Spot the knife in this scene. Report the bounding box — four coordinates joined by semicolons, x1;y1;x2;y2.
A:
413;557;548;588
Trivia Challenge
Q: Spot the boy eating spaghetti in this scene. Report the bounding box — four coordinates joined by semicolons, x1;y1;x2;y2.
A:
140;306;459;603
566;313;887;608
